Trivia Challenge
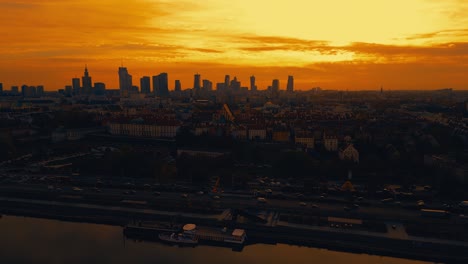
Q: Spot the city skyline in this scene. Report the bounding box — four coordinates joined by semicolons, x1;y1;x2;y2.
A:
1;0;468;90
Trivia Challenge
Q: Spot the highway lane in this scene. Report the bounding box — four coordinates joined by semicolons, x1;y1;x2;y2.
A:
0;183;451;226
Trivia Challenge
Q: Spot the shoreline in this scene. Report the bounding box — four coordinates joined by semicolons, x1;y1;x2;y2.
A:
1;196;467;263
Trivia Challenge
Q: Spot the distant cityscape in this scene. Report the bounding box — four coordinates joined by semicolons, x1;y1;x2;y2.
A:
1;65;468;263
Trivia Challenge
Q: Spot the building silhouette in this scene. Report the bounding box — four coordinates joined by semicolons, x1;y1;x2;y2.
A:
0;83;3;95
287;75;294;93
224;75;230;90
202;79;213;91
153;73;169;97
11;86;18;95
193;74;201;95
140;76;151;94
82;66;92;95
72;78;80;95
94;82;106;95
230;77;241;91
250;75;257;91
272;79;280;92
36;85;44;97
175;80;181;92
119;67;132;97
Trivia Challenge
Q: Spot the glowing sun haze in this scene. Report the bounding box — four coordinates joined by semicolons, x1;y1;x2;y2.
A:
1;0;467;90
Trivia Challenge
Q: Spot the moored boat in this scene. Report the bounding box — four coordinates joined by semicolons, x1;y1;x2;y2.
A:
158;232;198;245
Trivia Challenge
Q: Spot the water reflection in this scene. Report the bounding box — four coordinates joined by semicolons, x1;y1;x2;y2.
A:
0;216;429;264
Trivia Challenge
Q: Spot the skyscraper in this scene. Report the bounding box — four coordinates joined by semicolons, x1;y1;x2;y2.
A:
194;73;201;91
82;66;92;95
272;79;280;92
224;75;230;90
250;76;257;91
159;73;169;97
0;83;3;95
175;80;181;92
72;78;80;95
287;75;294;93
153;73;169;97
36;85;44;97
140;76;151;94
119;67;132;96
230;77;241;91
202;79;213;91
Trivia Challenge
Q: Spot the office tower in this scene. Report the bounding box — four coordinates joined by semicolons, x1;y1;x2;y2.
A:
36;85;44;97
152;75;159;95
230;77;241;91
82;66;92;95
11;86;19;94
0;83;3;95
224;75;230;90
158;73;169;97
94;82;106;95
65;85;72;96
202;79;213;91
194;73;201;91
287;75;294;92
119;66;132;96
72;78;80;95
272;79;280;92
250;76;257;91
140;76;151;94
175;80;181;92
22;85;36;97
153;73;169;97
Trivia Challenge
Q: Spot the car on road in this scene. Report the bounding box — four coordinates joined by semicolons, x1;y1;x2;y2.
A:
352;204;360;209
311;204;319;208
197;191;204;195
257;197;267;203
212;195;220;200
152;191;161;196
344;206;351;211
72;187;83;193
299;202;307;206
181;193;188;198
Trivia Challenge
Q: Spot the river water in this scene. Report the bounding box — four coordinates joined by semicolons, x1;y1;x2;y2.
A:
0;215;430;264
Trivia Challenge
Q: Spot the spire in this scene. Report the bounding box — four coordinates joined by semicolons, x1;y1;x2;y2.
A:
84;65;89;77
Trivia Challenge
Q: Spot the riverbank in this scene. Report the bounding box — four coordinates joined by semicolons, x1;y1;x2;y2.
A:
0;196;467;262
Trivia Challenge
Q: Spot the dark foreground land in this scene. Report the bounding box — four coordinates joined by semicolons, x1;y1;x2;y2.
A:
1;181;468;263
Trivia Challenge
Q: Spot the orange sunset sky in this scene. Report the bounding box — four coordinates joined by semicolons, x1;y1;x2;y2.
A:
1;0;467;91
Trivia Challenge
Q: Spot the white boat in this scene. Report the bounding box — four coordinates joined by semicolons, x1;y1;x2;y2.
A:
158;232;198;245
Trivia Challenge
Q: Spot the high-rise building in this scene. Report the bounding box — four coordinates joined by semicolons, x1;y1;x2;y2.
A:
36;85;44;97
119;67;132;96
153;73;169;97
250;76;257;91
230;77;241;91
194;73;201;91
82;66;92;95
272;79;280;92
11;86;19;95
94;82;106;95
22;85;36;97
202;79;213;91
175;80;181;92
0;83;3;95
72;78;81;95
224;75;230;90
287;75;294;92
159;73;169;97
65;85;73;96
140;76;151;94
